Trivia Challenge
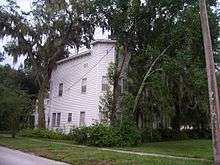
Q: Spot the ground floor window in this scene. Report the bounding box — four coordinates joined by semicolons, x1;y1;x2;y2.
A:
57;113;61;127
51;112;61;127
47;116;50;127
79;111;85;126
68;113;72;122
52;113;56;127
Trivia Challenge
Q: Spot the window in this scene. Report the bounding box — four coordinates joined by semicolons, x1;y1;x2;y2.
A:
68;113;72;122
102;76;108;91
47;116;50;127
79;111;85;126
81;78;87;93
58;83;63;96
52;113;61;127
83;63;88;68
118;78;125;94
52;113;56;127
57;113;61;127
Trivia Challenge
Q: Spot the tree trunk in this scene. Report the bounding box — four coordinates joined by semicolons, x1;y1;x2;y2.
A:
11;129;16;138
10;114;17;138
37;85;46;129
199;0;220;164
110;80;118;125
171;104;181;131
110;41;129;125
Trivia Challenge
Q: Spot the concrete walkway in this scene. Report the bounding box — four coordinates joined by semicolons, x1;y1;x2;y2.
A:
0;146;70;165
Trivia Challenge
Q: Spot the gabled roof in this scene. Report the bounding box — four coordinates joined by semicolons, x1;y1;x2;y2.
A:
56;39;116;65
56;50;91;65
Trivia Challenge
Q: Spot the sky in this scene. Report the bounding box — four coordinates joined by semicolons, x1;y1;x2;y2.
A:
0;0;109;69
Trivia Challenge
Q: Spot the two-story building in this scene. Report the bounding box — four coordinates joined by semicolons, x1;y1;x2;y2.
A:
35;39;116;133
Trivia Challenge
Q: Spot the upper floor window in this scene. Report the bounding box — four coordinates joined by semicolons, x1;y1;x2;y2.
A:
102;76;108;91
118;78;125;94
58;83;63;96
83;63;88;68
68;113;72;122
81;78;87;93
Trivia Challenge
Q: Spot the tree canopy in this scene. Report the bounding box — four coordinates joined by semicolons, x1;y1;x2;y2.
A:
98;0;220;130
0;0;103;128
0;0;220;135
0;65;36;137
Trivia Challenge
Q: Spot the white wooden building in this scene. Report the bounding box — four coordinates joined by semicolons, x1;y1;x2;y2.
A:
35;40;116;133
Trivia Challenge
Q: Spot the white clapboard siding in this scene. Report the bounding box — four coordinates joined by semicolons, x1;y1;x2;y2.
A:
45;40;116;133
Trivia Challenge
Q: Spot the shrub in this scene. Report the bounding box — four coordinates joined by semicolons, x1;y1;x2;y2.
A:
116;120;141;146
87;124;119;147
141;128;190;142
19;128;71;140
70;123;120;147
69;127;90;144
184;129;211;139
141;129;161;143
70;122;141;147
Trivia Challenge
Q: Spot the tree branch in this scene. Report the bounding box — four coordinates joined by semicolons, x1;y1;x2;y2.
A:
132;45;171;114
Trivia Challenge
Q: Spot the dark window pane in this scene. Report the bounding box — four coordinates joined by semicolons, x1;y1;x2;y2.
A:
68;113;72;122
79;112;85;126
81;85;86;93
102;76;108;91
59;83;63;96
52;113;56;127
81;78;87;93
57;113;61;127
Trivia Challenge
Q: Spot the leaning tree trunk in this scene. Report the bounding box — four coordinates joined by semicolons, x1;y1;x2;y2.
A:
133;46;170;115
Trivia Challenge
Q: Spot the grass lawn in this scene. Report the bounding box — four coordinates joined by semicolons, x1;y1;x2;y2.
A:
122;140;213;160
0;134;212;165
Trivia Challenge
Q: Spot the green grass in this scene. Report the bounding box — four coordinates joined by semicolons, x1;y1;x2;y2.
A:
0;134;212;165
121;140;213;160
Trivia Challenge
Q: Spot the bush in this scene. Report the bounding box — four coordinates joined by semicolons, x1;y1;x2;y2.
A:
184;129;211;139
141;128;211;142
19;128;71;140
70;122;141;147
141;129;186;142
87;124;120;147
141;129;161;143
69;127;90;144
116;120;141;146
70;124;120;147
